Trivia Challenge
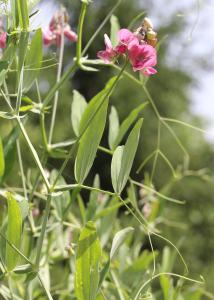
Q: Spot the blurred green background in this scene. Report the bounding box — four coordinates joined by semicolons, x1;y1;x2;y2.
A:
1;0;214;294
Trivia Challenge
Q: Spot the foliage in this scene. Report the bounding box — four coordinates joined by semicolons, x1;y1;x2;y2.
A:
0;0;213;299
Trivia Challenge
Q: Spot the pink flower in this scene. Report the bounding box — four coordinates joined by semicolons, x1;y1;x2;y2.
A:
0;32;7;49
116;29;137;54
128;39;157;76
43;12;77;47
97;34;117;63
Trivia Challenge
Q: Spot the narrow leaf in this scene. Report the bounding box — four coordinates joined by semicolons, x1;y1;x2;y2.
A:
110;227;134;260
113;103;147;149
71;90;87;136
75;221;101;300
6;193;22;271
111;119;143;194
108;106;120;150
75;79;117;184
111;146;124;194
99;227;134;289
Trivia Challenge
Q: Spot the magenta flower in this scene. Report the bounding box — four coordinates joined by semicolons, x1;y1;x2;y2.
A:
0;32;7;49
116;29;137;54
97;34;117;63
97;20;158;76
128;39;157;76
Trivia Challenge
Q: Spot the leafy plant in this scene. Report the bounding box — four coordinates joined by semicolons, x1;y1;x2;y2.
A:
0;1;210;299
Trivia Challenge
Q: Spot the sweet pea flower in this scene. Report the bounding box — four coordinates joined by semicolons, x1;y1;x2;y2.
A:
97;34;117;63
43;9;77;47
0;32;6;49
97;17;157;76
128;39;157;76
115;29;137;54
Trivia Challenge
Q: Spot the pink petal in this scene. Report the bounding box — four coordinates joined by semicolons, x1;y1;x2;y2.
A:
104;34;113;50
0;32;7;49
118;29;135;44
43;28;54;46
97;50;113;64
142;67;157;76
64;25;77;42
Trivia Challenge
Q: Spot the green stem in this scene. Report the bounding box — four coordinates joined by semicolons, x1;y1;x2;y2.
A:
48;25;65;144
76;2;88;63
38;272;53;300
35;194;52;267
36;80;49;152
16;117;50;190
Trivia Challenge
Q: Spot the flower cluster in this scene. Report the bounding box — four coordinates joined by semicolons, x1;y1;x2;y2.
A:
97;18;158;76
43;9;77;47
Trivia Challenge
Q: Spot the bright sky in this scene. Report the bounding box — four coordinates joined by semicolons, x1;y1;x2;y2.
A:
32;0;214;142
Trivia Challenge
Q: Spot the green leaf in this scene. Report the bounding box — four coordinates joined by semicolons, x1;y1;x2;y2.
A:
6;193;22;271
23;29;43;92
75;221;101;300
110;15;120;47
75;99;108;183
110;227;134;260
111;119;143;194
71;90;87;136
111;146;124;194
99;227;134;289
108;106;120;150
75;78;117;184
160;275;172;300
113;103;147;149
0;136;5;178
79;77;117;135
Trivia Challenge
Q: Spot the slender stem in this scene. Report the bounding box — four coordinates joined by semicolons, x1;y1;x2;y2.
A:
16;117;50;190
38;273;53;300
48;25;65;144
134;272;203;300
36;80;49;151
16;140;27;199
151;120;161;180
76;2;88;63
16;67;24;115
35;194;52;267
